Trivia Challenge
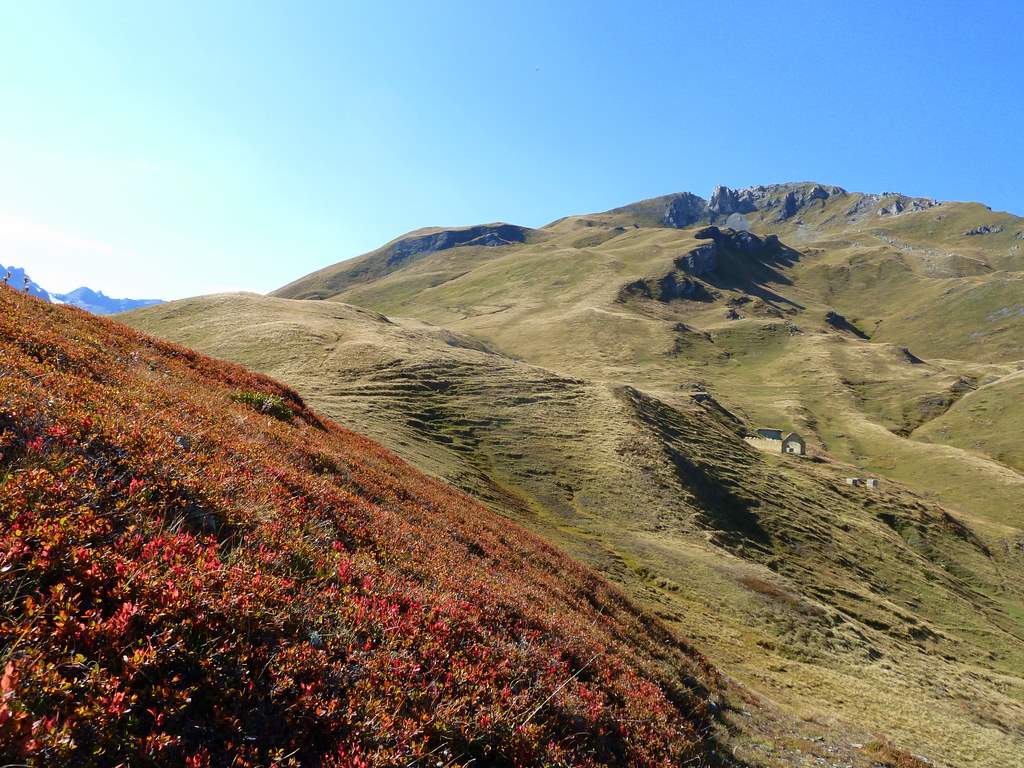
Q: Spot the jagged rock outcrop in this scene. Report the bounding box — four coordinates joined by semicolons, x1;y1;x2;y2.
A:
774;184;832;221
964;224;1005;236
878;195;940;217
684;226;783;266
662;193;710;228
842;193;941;221
675;242;718;276
618;274;713;303
708;185;757;216
620;227;797;305
603;182;957;232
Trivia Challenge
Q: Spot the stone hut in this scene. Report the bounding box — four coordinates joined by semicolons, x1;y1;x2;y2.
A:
781;433;805;455
745;428;807;456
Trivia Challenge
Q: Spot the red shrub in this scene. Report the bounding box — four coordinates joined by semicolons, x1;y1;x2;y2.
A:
0;287;723;767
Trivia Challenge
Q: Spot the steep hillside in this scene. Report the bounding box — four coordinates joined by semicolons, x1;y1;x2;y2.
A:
127;293;1024;768
0;286;733;767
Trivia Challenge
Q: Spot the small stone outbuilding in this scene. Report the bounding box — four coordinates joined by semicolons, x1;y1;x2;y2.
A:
781;433;805;455
745;428;807;456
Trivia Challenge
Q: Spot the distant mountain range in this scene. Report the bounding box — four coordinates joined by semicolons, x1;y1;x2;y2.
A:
1;262;163;314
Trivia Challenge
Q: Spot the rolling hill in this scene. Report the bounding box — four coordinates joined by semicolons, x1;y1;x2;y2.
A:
126;183;1024;766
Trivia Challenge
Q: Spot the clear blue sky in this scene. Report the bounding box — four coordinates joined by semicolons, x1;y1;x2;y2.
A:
2;1;1021;299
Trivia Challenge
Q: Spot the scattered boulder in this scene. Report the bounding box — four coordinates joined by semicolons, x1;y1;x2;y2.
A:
878;199;905;217
963;224;1004;236
876;195;941;218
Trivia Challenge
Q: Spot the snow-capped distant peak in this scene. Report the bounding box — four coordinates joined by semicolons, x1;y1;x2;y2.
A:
0;262;164;315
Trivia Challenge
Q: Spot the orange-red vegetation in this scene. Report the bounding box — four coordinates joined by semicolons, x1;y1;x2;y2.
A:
0;287;723;767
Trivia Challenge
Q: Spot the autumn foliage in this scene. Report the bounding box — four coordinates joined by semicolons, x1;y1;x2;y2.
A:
0;286;723;767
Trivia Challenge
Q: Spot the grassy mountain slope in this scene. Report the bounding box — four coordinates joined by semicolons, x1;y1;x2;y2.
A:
284;185;1024;530
913;368;1024;473
127;292;1024;767
273;223;539;300
0;286;736;767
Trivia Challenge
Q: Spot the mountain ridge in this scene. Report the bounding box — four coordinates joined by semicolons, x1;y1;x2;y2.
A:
272;181;1022;304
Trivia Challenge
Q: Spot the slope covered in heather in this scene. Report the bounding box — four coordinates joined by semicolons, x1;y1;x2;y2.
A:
128;292;1024;768
0;286;730;767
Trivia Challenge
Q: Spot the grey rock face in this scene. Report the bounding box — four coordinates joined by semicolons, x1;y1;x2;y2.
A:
657;272;712;301
675;244;718;276
385;224;528;267
677;227;784;277
878;200;905;216
774;185;834;221
709;185;757;216
662;193;709;228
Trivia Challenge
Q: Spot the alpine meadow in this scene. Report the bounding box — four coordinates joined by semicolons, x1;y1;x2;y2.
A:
125;183;1024;766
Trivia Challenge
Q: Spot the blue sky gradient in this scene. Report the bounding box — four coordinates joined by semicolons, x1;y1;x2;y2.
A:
1;1;1021;298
